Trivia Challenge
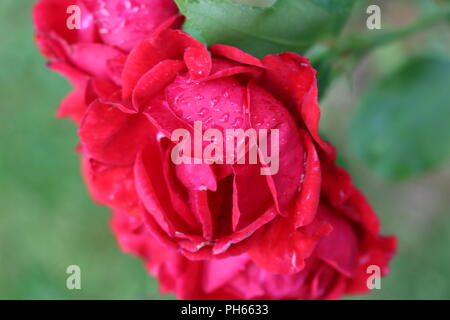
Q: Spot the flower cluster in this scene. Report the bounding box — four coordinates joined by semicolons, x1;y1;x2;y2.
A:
33;0;396;299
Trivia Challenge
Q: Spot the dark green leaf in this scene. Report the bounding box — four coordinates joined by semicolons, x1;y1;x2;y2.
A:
350;57;450;180
175;0;355;58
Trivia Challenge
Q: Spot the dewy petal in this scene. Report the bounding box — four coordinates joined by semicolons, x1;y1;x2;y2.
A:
321;163;353;207
122;40;168;101
184;45;212;81
249;215;332;274
122;28;209;101
79;100;153;165
165;74;247;131
143;93;191;137
292;130;322;228
82;0;179;52
175;163;218;192
262;52;335;160
342;187;381;235
247;81;304;213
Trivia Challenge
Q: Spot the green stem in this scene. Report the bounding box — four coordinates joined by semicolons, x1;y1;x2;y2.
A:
311;6;450;64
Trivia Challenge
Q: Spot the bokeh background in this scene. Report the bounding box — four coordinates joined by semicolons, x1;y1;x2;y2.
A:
0;0;449;299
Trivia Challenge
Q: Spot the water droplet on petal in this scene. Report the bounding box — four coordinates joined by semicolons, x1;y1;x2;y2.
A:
156;131;165;141
211;96;221;107
199;108;209;117
219;113;230;123
232;117;243;128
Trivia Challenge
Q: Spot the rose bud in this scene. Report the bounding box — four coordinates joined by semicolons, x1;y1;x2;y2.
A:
79;25;396;278
32;0;180;123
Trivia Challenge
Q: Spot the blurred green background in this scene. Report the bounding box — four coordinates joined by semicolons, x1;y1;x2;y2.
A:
0;0;449;299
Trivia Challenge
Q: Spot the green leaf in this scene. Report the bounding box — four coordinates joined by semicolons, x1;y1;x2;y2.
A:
349;57;450;180
182;20;208;45
175;0;355;58
231;0;276;7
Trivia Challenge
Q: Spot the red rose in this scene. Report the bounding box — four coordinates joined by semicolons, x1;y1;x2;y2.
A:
31;0;397;300
33;0;180;123
78;26;396;285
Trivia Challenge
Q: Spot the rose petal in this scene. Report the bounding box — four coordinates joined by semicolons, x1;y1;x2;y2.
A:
33;0;96;47
166;74;247;131
83;0;179;51
184;45;212;80
132;59;186;112
175;162;217;192
249;215;332;274
122;29;207;101
135;144;201;237
205;58;263;82
143;94;191;136
262;53;335;160
247;81;304;213
210;44;264;68
213;208;277;255
47;61;90;122
231;163;273;231
188;190;214;240
82;156;139;215
292;130;322;228
322;163;353;207
79;100;153;165
315;204;358;278
70;43;124;80
202;254;250;293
